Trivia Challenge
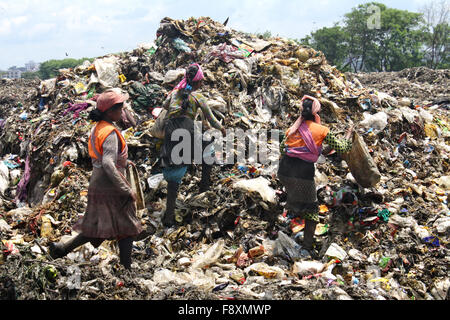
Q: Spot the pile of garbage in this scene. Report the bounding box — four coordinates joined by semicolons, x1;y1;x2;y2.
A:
0;17;449;300
349;67;450;107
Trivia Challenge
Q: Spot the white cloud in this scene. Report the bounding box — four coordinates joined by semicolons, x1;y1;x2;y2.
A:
22;23;56;37
0;15;28;35
11;15;28;25
0;20;12;36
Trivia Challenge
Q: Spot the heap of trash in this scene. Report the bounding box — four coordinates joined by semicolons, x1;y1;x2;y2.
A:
0;17;449;300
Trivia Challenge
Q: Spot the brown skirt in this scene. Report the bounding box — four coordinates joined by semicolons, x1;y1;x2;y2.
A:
73;167;142;240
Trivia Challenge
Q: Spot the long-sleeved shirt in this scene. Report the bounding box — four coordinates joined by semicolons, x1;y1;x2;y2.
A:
278;129;352;180
162;90;223;131
281;121;352;156
91;131;132;196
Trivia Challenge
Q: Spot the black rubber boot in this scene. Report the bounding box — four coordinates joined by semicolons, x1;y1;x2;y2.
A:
162;181;179;227
303;219;318;251
49;234;91;259
118;237;133;270
199;163;212;193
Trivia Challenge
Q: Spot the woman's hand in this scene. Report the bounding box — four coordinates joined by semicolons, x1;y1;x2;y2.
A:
127;160;135;168
130;190;137;202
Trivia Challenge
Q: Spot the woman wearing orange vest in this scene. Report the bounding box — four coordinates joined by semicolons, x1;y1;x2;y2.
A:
278;95;353;258
49;90;142;269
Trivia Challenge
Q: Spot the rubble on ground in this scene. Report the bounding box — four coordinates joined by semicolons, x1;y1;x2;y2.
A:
0;17;448;300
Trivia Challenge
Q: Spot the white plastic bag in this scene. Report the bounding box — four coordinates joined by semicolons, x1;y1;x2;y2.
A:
163;69;186;84
147;174;165;189
191;239;225;270
233;177;276;204
0;161;9;195
292;261;326;275
360;112;388;131
94;56;120;88
324;243;347;260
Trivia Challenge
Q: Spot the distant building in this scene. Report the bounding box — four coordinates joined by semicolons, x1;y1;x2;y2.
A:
5;66;26;79
25;61;40;72
1;62;40;79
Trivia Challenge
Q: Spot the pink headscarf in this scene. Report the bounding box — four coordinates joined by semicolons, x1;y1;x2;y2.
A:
287;95;322;136
174;63;205;90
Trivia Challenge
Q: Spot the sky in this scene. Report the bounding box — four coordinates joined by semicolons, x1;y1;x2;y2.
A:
0;0;436;70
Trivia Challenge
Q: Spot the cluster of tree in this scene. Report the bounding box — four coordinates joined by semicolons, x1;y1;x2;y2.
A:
37;58;94;80
300;1;449;72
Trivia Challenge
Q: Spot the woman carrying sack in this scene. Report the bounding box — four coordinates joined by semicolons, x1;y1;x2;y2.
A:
278;95;353;258
49;90;142;270
160;63;226;227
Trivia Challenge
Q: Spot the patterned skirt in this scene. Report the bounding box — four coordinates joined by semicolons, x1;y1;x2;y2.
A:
278;156;319;222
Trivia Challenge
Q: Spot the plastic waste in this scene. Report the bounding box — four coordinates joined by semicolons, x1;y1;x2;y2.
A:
292;261;326;275
0;219;11;232
191;239;225;270
40;215;53;238
229;269;246;284
147;174;165;190
434;176;450;190
430;278;450;300
348;248;366;262
433;217;450;234
66;265;81;290
177;257;191;267
248;245;265;258
389;215;430;238
0;161;9;195
233;177;276;204
359;112;388;131
377;209;391;222
173;38;192;53
163;69;186;84
245;262;284;279
419;108;434;123
324;243;347;261
212;282;229;292
422;236;440;247
2;240;19;256
93;56;120;88
273;231;302;261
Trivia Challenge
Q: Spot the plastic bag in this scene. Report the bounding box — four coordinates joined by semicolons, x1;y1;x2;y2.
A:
360;112;388;131
0;161;9;195
245;262;285;279
273;231;302;261
233;177;276;204
147;174;165;189
94;56;120;88
163;69;185;84
341;132;381;188
292;261;326;275
191;239;225;270
173;38;191;53
324;243;347;261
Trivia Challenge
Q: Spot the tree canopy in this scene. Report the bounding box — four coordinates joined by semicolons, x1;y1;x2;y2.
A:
301;1;449;72
38;58;94;80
